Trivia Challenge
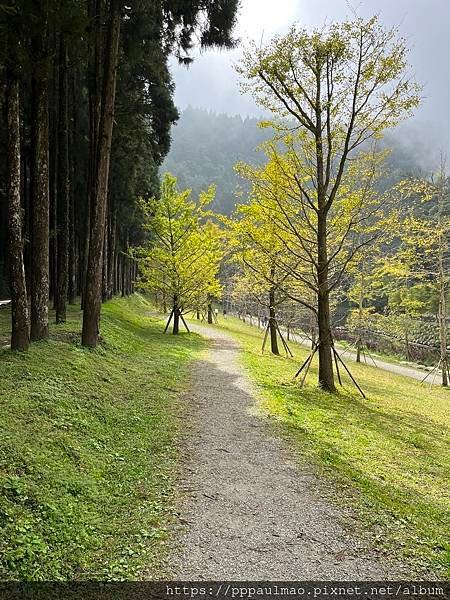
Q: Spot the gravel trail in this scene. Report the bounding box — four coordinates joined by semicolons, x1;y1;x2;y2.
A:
168;323;404;580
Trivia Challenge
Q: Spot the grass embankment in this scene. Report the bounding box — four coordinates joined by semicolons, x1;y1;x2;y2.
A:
0;295;205;580
216;315;450;578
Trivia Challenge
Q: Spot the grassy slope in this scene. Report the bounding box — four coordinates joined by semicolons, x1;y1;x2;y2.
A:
0;295;205;580
215;315;450;578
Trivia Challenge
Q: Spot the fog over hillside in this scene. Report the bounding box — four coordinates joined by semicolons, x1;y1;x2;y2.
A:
170;0;450;162
162;108;441;215
162;107;272;214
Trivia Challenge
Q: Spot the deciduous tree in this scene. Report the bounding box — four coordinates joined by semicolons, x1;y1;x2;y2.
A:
139;173;223;334
237;16;420;391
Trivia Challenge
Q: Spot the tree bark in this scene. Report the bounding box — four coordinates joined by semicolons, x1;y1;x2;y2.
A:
7;72;30;351
317;210;335;391
107;211;116;299
30;15;50;341
82;0;121;347
268;287;279;355
173;295;180;334
68;70;77;305
207;297;213;324
56;36;69;323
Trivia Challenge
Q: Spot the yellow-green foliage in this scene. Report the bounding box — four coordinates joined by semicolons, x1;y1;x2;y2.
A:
138;173;223;312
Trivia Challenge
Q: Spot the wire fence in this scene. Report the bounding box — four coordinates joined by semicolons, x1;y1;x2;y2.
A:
222;297;446;365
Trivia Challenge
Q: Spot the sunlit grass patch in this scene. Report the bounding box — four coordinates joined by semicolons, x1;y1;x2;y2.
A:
0;295;205;580
216;315;450;578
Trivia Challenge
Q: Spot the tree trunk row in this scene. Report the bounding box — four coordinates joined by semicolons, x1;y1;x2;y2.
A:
4;0;134;351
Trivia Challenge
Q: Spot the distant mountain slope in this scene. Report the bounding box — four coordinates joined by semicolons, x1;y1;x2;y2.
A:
161;107;271;214
162;107;435;215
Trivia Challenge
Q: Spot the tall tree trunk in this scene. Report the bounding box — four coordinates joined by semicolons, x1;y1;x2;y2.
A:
30;14;50;341
268;287;279;355
68;71;77;305
102;213;108;302
68;185;76;304
126;257;131;295
7;72;30;351
131;260;136;294
56;36;69;323
77;234;83;297
121;254;125;297
113;245;119;295
22;150;31;301
356;276;364;363
172;295;180;335
207;296;213;324
82;0;121;347
50;32;59;311
317;211;335;391
82;0;102;310
80;197;90;308
107;211;116;299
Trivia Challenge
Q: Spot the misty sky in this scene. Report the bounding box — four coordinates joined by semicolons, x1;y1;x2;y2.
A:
170;0;450;161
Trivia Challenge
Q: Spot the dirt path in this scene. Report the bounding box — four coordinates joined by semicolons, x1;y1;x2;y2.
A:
168;323;404;580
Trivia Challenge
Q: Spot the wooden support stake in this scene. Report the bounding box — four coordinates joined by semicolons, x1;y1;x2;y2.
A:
180;312;190;333
333;347;366;399
332;345;342;386
300;348;316;387
294;353;312;379
420;359;440;384
276;323;293;358
164;309;174;334
261;324;270;354
294;344;318;385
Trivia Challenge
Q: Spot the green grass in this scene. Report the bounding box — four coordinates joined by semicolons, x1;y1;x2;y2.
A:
0;295;205;581
215;315;450;578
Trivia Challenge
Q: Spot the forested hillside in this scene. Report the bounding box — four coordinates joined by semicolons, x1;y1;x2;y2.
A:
162;107;271;214
162;108;433;214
